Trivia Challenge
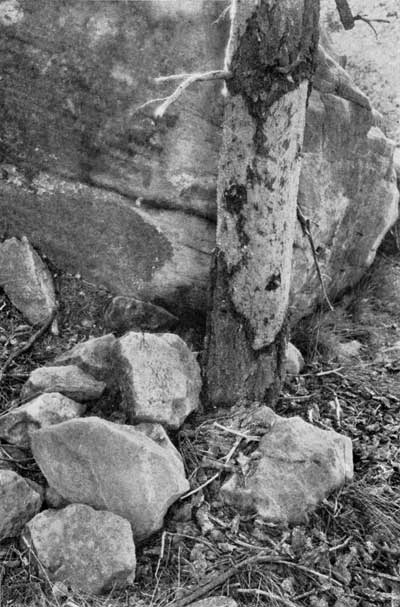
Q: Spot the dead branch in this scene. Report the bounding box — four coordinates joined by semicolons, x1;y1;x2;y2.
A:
334;0;390;36
0;309;57;384
297;205;334;312
353;14;390;38
135;70;232;117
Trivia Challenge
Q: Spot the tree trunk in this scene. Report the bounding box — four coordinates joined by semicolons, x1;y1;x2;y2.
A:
204;0;320;408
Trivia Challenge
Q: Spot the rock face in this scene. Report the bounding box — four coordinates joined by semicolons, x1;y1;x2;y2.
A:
31;417;189;541
290;43;398;321
0;393;85;447
321;0;400;142
104;296;179;334
221;407;353;525
23;504;136;595
53;334;117;381
0;236;56;325
0;470;42;540
0;1;397;318
117;332;201;429
21;366;106;402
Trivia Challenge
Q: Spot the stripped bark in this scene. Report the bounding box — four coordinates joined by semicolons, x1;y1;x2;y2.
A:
204;0;320;408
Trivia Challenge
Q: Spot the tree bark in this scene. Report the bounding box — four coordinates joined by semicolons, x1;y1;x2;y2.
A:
204;0;320;408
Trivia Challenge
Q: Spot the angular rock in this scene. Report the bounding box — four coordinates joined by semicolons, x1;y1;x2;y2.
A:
117;332;201;429
104;296;179;334
0;470;42;540
285;343;305;376
53;334;117;381
31;417;189;541
221;407;353;525
21;366;106;402
0;236;56;325
23;504;136;594
0;393;85;448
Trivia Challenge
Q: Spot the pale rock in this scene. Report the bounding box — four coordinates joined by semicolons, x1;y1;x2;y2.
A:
191;598;238;607
0;393;85;447
104;296;179;334
0;470;42;540
117;332;201;429
221;407;353;525
285;342;305;376
53;334;117;381
0;236;56;325
31;417;189;541
21;366;106;402
23;503;136;594
335;340;363;362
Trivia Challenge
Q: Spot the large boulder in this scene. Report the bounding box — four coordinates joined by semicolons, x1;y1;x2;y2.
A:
221;407;353;524
31;417;189;541
0;1;397;318
0;236;56;325
117;332;201;429
21;365;106;402
290;43;398;321
0;392;85;448
0;470;42;540
23;504;136;595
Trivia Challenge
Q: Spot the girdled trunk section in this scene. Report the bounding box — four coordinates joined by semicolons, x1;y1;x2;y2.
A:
204;0;320;408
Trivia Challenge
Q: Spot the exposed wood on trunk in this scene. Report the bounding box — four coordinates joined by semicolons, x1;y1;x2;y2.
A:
204;0;320;408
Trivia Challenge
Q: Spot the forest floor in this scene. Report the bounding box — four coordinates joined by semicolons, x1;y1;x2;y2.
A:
0;249;400;607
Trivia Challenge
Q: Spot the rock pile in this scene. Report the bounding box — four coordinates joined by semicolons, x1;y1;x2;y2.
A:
0;243;354;595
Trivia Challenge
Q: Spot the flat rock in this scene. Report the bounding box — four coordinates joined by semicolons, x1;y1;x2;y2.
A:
53;334;117;381
0;236;56;325
31;417;189;541
221;407;353;525
0;392;85;448
285;342;305;376
117;332;201;429
104;296;179;334
0;470;42;540
21;366;106;402
23;504;136;594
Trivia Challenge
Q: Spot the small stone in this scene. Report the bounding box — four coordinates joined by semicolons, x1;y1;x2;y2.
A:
53;334;117;381
0;470;42;540
0;236;56;325
105;296;178;334
23;504;136;594
0;393;85;447
285;342;305;375
21;366;106;402
116;332;201;429
31;417;189;541
45;486;69;509
221;406;353;525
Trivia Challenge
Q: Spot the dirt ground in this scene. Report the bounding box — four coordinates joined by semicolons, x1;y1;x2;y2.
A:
0;247;400;607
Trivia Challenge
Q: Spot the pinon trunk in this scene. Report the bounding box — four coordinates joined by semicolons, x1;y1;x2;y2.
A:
204;0;320;408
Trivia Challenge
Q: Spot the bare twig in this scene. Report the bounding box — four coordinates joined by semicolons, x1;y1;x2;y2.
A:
167;552;282;607
0;309;57;384
238;588;299;607
135;70;231;118
297;205;334;312
179;473;219;500
353;14;390;38
213;421;259;441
